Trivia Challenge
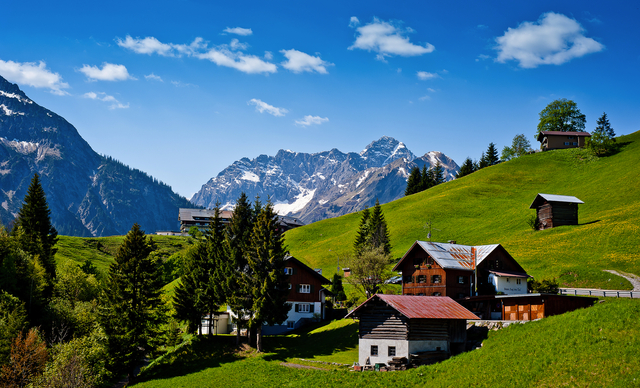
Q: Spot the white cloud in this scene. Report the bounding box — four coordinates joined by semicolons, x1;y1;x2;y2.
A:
248;99;288;116
349;17;360;28
264;51;273;60
417;71;439;80
117;35;276;75
223;27;253;36
280;49;333;74
116;36;174;56
295;115;329;127
0;60;69;95
145;73;163;82
494;12;604;68
349;18;435;61
79;63;134;81
83;91;129;109
171;80;197;87
419;95;431;101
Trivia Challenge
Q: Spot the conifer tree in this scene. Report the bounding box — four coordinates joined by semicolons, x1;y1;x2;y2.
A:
589;113;616;156
404;166;422;196
244;202;289;352
367;199;391;256
353;208;370;257
456;157;476;178
419;165;433;191
485;142;499;166
203;205;225;335
432;161;445;185
99;224;165;382
14;173;58;287
222;193;256;345
173;243;207;334
331;274;346;303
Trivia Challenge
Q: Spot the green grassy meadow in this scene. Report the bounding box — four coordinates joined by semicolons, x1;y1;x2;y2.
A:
286;131;640;290
132;298;640;388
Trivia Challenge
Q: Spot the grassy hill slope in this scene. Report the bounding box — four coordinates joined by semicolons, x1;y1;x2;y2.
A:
132;298;640;387
286;131;640;290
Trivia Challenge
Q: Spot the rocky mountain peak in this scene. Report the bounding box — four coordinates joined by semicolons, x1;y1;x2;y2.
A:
359;136;416;168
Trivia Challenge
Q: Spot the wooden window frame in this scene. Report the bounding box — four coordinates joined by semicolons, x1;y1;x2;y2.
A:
371;345;378;357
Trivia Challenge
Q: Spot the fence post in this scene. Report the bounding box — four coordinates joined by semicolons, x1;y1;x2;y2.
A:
617;291;620;298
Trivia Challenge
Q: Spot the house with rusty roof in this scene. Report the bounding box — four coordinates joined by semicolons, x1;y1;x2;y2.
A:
393;241;530;299
529;193;584;230
537;130;591;151
345;294;478;367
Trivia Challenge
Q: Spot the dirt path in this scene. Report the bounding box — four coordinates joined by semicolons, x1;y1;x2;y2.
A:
280;362;324;370
603;270;640;291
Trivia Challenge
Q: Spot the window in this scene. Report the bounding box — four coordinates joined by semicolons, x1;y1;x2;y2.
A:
458;276;465;284
418;275;427;283
567;136;576;139
516;279;522;285
433;292;442;296
371;345;378;356
431;275;441;284
457;293;466;299
284;267;293;275
299;284;311;293
506;278;510;283
573;142;578;146
287;321;295;329
564;142;570;146
388;346;396;357
288;283;292;289
403;276;412;284
298;303;310;313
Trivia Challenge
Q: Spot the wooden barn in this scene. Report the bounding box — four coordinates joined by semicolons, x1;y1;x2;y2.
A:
459;293;597;321
529;193;584;230
345;294;478;367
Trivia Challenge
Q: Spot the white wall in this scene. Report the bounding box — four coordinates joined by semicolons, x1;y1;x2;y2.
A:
489;274;527;295
285;301;321;328
358;338;449;366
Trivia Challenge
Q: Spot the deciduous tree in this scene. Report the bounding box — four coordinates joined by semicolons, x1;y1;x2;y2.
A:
501;134;532;161
536;98;586;136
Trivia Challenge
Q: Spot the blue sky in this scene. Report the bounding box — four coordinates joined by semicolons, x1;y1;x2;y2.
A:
1;1;638;198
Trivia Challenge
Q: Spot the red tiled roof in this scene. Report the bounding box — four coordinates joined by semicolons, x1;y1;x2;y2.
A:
346;294;478;320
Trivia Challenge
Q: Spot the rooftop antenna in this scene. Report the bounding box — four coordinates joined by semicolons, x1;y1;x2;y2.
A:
423;219;441;242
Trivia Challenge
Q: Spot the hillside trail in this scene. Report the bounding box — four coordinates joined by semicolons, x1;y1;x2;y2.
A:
603;270;640;291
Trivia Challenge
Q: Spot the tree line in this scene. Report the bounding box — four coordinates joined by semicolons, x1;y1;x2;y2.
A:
404;162;445;196
0;176;290;386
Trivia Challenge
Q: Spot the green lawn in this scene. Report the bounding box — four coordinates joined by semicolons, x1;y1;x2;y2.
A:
285;131;640;290
132;298;640;387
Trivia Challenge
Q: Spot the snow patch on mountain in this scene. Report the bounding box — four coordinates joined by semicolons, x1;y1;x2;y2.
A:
273;188;316;215
1;104;25;116
0;90;33;104
241;171;260;182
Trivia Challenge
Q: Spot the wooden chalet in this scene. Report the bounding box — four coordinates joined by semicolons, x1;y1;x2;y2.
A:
345;294;478;367
537;131;591;151
178;208;304;234
261;256;332;334
393;241;530;299
529;193;584;230
459;293;597;321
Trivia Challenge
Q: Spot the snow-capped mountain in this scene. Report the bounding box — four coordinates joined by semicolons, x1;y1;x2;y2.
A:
0;75;192;236
190;137;459;224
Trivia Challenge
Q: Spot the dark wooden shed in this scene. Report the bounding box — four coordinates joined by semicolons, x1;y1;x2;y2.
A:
459;294;597;321
529;193;584;230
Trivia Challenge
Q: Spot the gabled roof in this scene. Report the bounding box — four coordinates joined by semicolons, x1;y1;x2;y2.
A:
345;294;478;320
284;256;331;284
537;131;591;141
488;270;531;278
529;193;584;209
393;241;503;271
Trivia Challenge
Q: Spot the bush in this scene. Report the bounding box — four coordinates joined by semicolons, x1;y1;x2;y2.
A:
527;215;540;231
528;278;560;294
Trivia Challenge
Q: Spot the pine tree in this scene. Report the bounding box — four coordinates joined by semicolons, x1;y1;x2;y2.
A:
589;113;616;156
353;208;370;257
419;165;433;192
456;157;475;178
331;274;346;303
478;152;488;169
222;193;256;345
173;243;207;334
244;202;289;352
432;161;445;185
366;199;391;256
14;173;58;287
485;143;499;166
99;224;165;381
203;205;225;335
597;112;615;141
404;167;422;196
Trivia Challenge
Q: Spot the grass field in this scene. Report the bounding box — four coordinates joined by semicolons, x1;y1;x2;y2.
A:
132;297;640;387
285;131;640;290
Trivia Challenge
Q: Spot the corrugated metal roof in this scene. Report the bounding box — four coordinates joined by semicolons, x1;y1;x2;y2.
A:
415;241;499;270
529;193;584;209
488;270;531;278
346;294;478;320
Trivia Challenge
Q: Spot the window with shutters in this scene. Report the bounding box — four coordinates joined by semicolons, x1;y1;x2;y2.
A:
458;276;465;284
431;274;441;284
287;321;295;329
300;284;311;293
284;267;293;275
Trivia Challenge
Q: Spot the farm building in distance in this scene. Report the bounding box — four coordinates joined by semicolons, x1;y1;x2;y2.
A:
537;131;591;151
178;208;304;233
529;193;584;230
345;294;478;367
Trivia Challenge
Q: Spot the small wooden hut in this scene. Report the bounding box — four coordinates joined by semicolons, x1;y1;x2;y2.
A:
529;193;584;230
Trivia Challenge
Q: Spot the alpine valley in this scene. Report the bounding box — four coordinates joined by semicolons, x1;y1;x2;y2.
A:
191;137;459;224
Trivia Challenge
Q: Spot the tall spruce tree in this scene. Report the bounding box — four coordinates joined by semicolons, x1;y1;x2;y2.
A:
353;208;370;257
14;173;58;287
173;241;208;334
331;274;346;303
456;157;476;178
203;205;225;335
99;224;165;382
404;167;422;196
589;112;616;156
432;161;445;185
367;199;391;256
419;165;434;191
485;143;499;166
222;193;256;345
244;203;289;352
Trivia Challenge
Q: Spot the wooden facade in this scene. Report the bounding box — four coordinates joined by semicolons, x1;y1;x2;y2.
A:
284;257;329;303
529;194;584;230
394;242;528;298
537;131;591;151
459;294;597;321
